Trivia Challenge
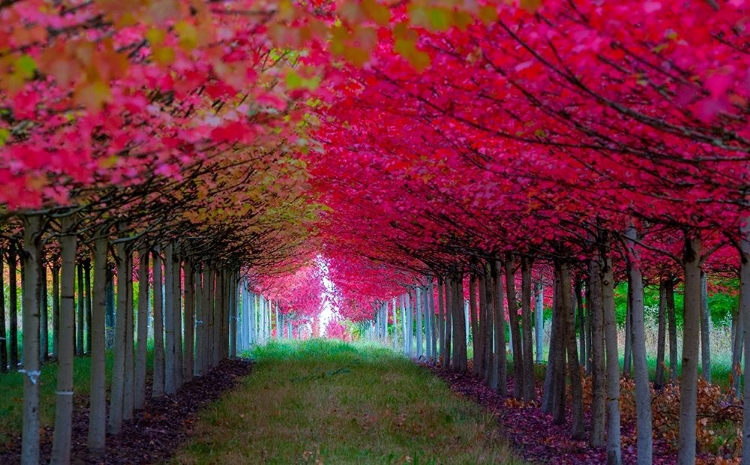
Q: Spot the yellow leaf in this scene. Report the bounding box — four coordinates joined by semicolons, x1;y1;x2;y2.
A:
521;0;542;12
478;6;498;25
146;28;166;46
74;80;112;111
175;21;198;51
152;46;175;65
361;0;390;26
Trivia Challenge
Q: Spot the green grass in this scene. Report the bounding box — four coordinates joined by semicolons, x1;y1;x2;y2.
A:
174;339;523;465
0;347;156;450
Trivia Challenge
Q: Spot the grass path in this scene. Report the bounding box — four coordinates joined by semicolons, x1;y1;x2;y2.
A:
174;340;522;464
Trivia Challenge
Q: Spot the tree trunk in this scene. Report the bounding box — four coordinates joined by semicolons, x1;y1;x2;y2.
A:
0;247;6;373
88;236;108;453
589;259;606;448
204;267;214;374
10;247;19;369
213;269;223;367
700;271;711;382
39;263;48;363
561;262;584;439
520;257;535;401
84;259;92;355
152;249;165;398
52;265;59;361
505;256;524;399
623;285;632;376
479;271;491;384
469;276;480;375
655;281;668;390
173;251;183;390
666;278;678;382
134;248;149;410
429;281;437;362
602;242;622;465
21;216;42;464
493;260;507;396
184;260;195;378
164;244;176;395
731;290;743;399
77;263;84;356
417;286;423;359
535;281;544;364
677;234;702;465
437;280;446;367
625;225;653;464
123;248;134;421
739;217;750;462
105;263;115;349
195;267;204;376
575;279;585;368
50;216;76;464
108;240;128;434
550;262;567;425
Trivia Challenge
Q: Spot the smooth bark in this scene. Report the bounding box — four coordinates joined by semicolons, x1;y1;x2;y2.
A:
520;257;535;401
88;237;108;453
134;248;149;410
50;217;76;465
505;256;524;399
589;259;606;447
152;250;165;398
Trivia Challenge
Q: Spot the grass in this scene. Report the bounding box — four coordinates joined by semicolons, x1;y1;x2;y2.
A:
174;339;523;465
0;347;157;450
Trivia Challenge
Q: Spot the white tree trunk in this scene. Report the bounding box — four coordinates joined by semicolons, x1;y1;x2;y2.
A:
602;246;622;465
134;248;149;411
152;249;165;398
50;216;76;464
108;240;127;434
88;236;108;452
678;234;702;465
534;282;544;364
624;225;653;464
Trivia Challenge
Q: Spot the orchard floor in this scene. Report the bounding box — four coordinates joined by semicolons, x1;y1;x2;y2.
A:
173;340;522;464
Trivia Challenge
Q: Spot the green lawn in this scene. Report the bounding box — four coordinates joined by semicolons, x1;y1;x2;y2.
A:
174;339;523;464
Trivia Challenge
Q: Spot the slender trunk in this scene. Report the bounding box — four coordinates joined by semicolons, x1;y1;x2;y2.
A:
205;267;214;374
469;276;480;375
625;225;653;464
134;248;149;410
589;259;606;447
123;248;134;421
520;257;535;401
655;281;668;390
623;286;632;376
108;240;128;434
444;283;452;369
84;260;92;355
21;216;42;464
88;236;108;453
0;248;6;373
195;267;204;376
184;260;195;378
575;279;585;367
585;281;593;374
602;242;622;465
164;244;176;395
39;263;48;363
535;281;544;364
417;286;423;359
505;256;524;399
213;269;223;367
739;217;750;461
173;251;183;390
52;265;59;361
479;265;493;382
10;247;19;368
493;260;507;396
731;289;743;399
667;278;678;381
105;264;115;349
677;234;701;465
561;262;584;439
152;249;165;398
429;281;437;362
437;280;446;367
550;263;567;425
456;274;467;371
50;217;76;464
76;263;84;356
700;271;711;382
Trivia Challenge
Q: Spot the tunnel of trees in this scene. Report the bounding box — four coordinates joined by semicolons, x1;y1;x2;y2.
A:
0;0;749;463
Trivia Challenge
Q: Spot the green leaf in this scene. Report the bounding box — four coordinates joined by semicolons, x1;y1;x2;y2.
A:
16;55;37;79
0;128;10;147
